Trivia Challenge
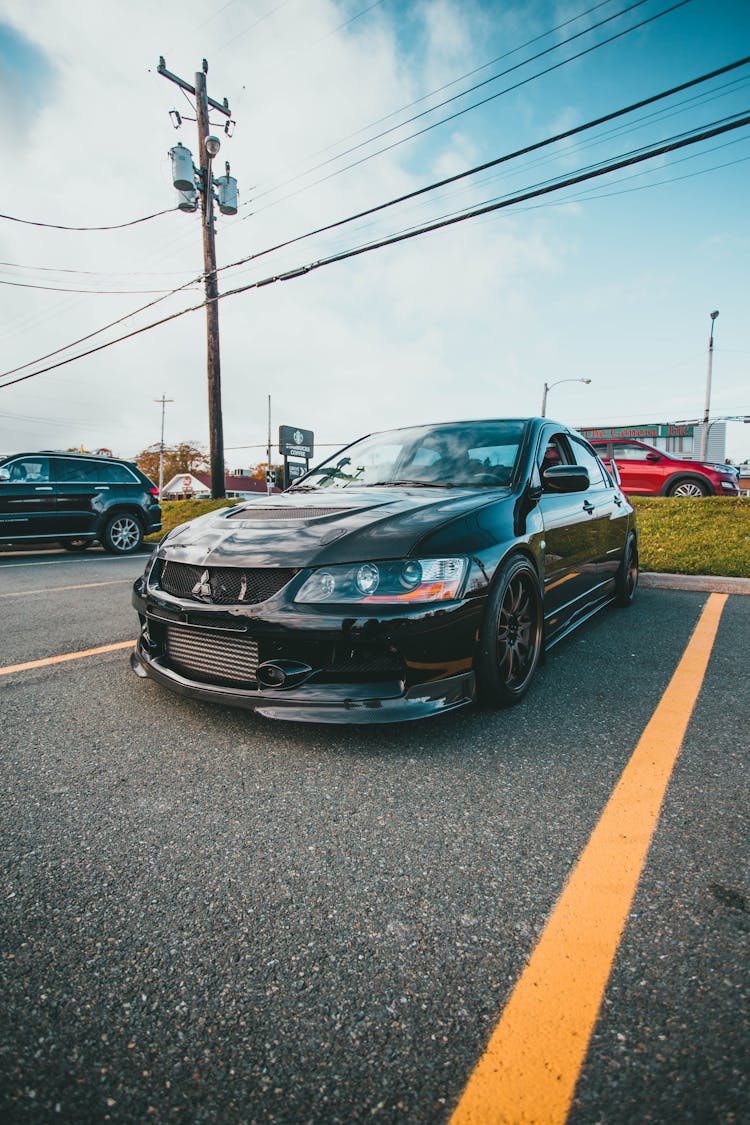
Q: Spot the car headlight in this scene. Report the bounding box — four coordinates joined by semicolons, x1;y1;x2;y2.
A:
294;557;468;604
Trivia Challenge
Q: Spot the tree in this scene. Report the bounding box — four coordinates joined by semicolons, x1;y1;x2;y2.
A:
136;442;209;484
248;461;284;482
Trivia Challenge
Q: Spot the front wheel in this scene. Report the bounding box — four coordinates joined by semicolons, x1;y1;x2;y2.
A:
102;513;143;555
615;533;638;606
667;477;709;497
475;555;543;708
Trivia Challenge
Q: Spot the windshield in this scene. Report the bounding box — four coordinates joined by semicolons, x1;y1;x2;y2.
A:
293;421;526;490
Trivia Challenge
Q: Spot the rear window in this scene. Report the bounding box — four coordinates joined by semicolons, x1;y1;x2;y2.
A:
94;461;139;484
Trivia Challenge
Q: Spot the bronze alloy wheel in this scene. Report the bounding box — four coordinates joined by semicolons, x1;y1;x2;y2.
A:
476;555;543;708
615;532;639;606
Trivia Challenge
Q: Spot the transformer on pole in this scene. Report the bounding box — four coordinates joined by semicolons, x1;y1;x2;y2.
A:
158;56;238;500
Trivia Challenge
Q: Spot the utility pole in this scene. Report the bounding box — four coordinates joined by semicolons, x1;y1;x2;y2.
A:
155;394;174;499
266;395;272;495
158;57;237;500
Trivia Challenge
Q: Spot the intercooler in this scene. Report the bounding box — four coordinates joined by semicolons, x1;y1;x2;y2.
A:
164;623;260;687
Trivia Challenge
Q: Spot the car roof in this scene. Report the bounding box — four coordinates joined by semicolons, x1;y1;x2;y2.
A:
1;450;135;465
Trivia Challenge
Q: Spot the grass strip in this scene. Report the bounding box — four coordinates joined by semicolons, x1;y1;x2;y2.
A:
147;496;750;579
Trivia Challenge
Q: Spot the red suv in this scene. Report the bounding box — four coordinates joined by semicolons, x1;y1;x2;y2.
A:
589;438;740;498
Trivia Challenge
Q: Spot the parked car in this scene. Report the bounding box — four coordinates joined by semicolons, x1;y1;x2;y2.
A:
0;451;161;554
589;438;740;498
131;417;637;724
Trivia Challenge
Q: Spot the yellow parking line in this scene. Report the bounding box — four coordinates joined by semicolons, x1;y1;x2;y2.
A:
0;580;130;598
0;640;136;677
449;592;727;1125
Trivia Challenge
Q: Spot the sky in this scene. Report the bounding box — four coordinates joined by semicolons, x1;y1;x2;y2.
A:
1;0;749;469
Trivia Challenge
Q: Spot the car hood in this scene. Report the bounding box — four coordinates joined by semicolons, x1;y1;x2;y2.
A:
158;486;513;567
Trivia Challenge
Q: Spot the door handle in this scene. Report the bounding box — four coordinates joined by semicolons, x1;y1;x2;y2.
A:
35;486;54;491
582;500;595;514
95;485;110;491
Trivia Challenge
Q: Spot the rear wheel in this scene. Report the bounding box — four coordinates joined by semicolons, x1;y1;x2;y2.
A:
475;556;543;708
102;512;143;554
615;533;638;606
667;477;709;497
61;539;91;552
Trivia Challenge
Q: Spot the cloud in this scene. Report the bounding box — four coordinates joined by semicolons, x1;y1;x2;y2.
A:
0;0;748;462
0;22;57;146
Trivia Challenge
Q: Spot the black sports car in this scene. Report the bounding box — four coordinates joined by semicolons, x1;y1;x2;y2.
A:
131;417;637;723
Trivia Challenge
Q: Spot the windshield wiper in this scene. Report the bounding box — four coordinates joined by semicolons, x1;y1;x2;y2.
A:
364;479;457;488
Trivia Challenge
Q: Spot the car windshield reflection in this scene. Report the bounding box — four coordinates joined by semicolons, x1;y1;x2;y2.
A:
293;420;525;490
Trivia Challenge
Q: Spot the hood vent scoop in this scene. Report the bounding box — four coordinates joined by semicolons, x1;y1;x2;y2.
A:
227;506;355;521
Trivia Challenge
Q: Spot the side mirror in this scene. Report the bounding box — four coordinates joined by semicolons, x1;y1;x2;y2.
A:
645;452;661;462
0;468;10;482
543;464;590;493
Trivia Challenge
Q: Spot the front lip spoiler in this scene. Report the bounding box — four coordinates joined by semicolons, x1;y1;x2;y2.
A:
130;644;475;725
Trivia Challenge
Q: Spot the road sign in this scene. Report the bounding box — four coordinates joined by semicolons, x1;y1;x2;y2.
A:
279;425;314;458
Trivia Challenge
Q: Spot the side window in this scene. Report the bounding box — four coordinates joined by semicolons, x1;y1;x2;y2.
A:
612;442;655;462
92;461;137;484
538;433;570;475
55;459;91;482
570;438;607;488
4;456;50;483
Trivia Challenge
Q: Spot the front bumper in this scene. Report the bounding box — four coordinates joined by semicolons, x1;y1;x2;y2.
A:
131;579;482;724
130;645;475;723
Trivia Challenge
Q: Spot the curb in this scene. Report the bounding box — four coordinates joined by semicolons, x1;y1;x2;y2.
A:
640;572;750;596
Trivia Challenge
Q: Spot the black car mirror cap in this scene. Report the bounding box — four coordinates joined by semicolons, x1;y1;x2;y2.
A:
542;465;590;494
645;452;662;462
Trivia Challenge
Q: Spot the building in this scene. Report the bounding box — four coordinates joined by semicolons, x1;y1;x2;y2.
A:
161;471;280;500
577;422;727;463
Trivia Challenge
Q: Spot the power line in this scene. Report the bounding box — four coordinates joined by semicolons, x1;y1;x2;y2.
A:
0;275;203;382
0;278;199;295
0;208;177;232
3;63;747;385
0;408;111;431
285;0;616;167
2;110;747;392
246;0;689;210
217;56;750;279
0;260;204;279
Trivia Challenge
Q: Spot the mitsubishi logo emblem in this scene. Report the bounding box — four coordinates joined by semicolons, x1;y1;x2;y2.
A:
191;569;212;600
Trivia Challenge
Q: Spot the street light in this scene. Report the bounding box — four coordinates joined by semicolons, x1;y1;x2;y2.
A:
700;309;719;461
540;378;591;417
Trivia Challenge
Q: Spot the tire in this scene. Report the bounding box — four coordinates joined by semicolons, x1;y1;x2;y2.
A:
615;532;638;607
475;555;543;708
667;477;709;498
61;539;91;552
102;512;143;555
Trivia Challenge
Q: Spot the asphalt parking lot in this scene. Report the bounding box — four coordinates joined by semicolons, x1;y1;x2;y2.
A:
1;548;748;1124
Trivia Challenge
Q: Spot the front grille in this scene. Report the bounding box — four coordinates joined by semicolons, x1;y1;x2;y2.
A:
165;624;259;687
158;561;298;605
227;507;354;520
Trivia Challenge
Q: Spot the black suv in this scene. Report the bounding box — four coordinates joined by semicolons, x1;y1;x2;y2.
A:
0;452;161;554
